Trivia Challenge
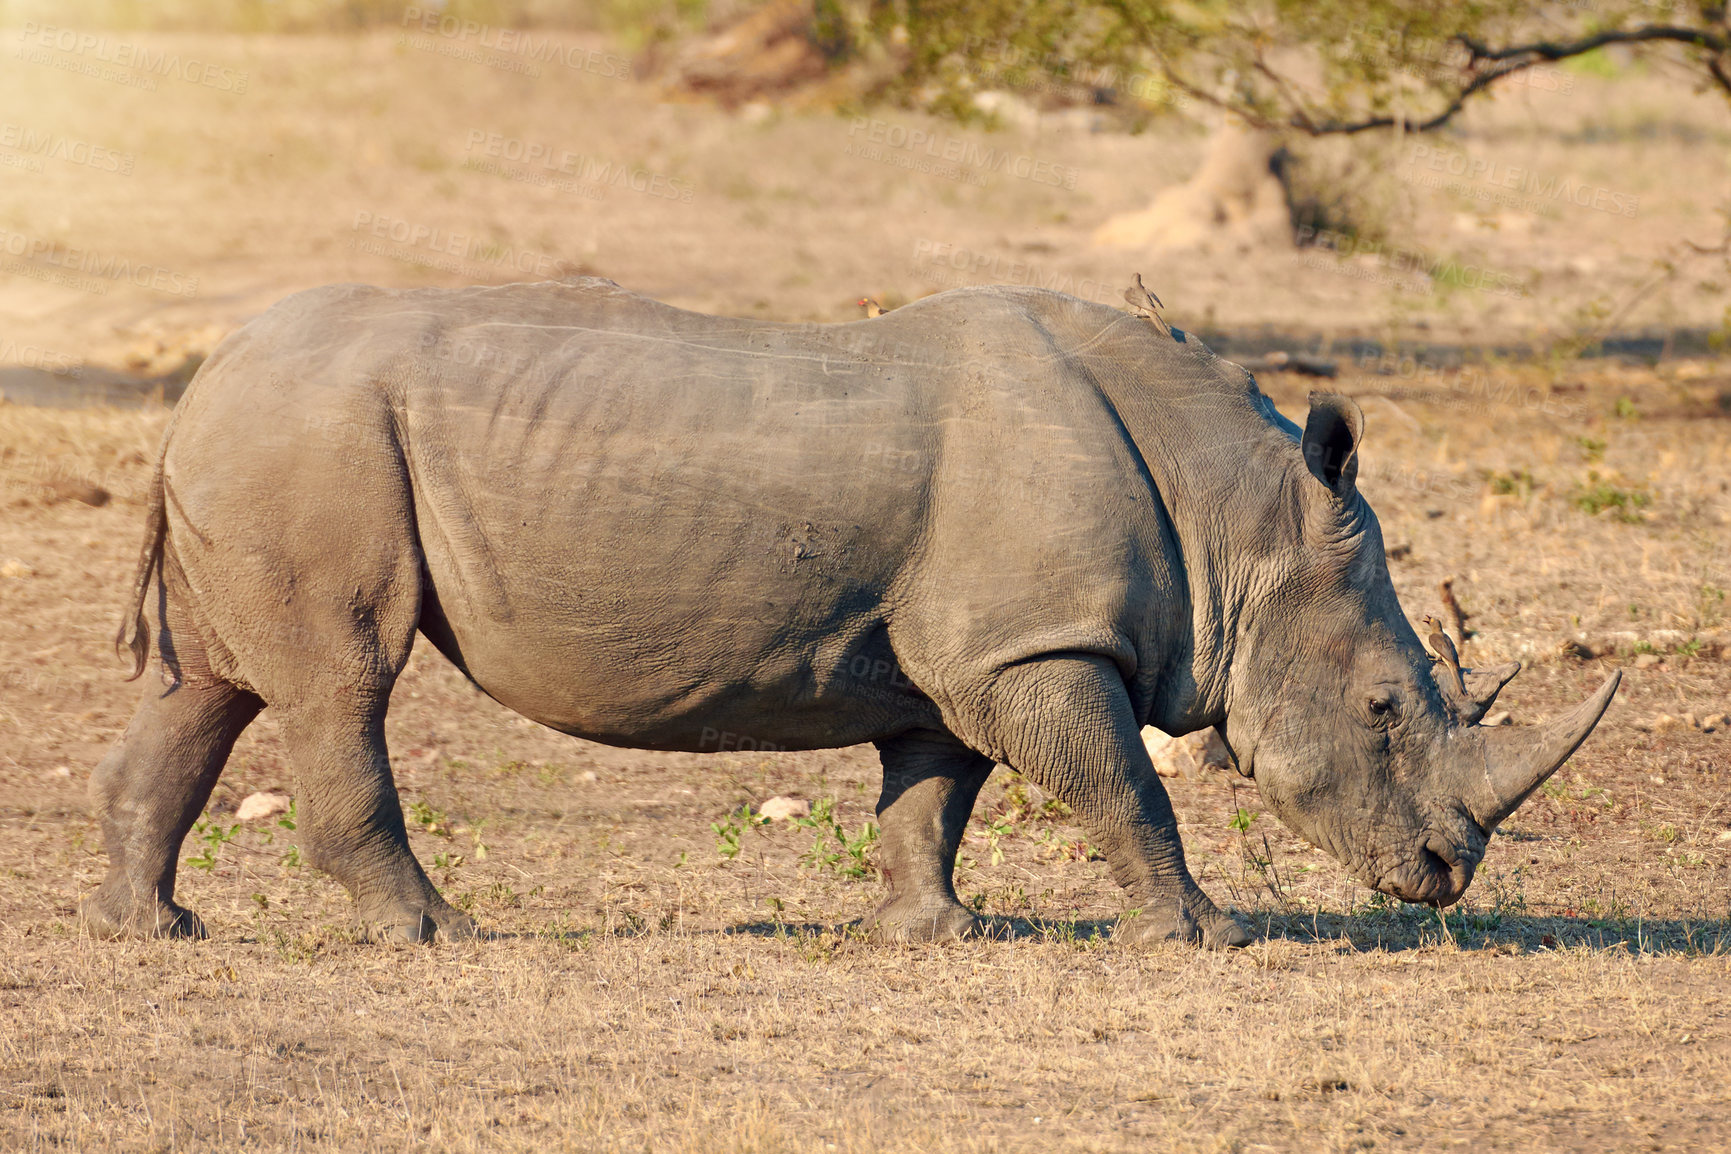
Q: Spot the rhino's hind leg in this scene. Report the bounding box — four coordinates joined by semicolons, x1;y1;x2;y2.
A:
862;731;993;943
974;655;1251;949
277;699;474;944
82;679;263;939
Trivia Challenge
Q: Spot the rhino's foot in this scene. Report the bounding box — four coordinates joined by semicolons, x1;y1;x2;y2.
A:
862;895;981;944
79;886;207;941
357;899;477;945
1116;889;1252;949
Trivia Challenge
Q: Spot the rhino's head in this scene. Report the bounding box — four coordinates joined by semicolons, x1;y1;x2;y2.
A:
1219;392;1619;908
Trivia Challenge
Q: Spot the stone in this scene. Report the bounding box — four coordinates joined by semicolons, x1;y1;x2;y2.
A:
45;479;110;507
758;795;810;822
1482;710;1512;727
1142;727;1197;778
0;559;34;579
1699;713;1728;733
1196;728;1233;770
235;791;291;822
1633;653;1662;670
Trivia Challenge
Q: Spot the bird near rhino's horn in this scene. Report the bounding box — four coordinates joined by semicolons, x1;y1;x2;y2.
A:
1466;671;1622;830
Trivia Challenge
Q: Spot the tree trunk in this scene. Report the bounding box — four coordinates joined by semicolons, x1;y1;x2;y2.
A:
1093;121;1294;253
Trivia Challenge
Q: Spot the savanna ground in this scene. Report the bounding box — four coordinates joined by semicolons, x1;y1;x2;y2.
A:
3;19;1731;1154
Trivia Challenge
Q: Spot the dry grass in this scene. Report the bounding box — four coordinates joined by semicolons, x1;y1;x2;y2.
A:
3;368;1731;1152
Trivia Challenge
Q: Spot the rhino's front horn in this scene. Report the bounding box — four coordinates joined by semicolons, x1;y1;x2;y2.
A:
1468;671;1622;830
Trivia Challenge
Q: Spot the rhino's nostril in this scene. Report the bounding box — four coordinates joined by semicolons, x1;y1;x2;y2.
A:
1419;836;1474;907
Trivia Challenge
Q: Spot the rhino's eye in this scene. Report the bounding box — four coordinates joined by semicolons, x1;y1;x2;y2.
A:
1366;689;1399;724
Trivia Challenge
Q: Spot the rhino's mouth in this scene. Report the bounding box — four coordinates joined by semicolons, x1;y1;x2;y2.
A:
1370;832;1483;908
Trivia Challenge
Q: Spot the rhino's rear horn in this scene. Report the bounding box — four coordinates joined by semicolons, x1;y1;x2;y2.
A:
1461;661;1521;719
1471;670;1621;829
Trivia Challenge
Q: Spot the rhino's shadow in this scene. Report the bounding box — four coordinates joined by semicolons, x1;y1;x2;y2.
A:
1240;910;1731;956
712;912;1730;956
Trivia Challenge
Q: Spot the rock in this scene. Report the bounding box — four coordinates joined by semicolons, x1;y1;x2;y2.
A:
1482;710;1512;727
1142;727;1197;778
45;479;110;507
1196;728;1233;770
235;791;291;822
0;559;34;579
1648;713;1680;733
1700;713;1728;733
1682;712;1699;730
1633;653;1662;670
1718;830;1731;842
1142;728;1231;777
53;766;72;778
758;795;810;822
579;770;598;783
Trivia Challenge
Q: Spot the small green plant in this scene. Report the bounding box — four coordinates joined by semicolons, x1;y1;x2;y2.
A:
433;851;465;870
280;845;304;869
994;776;1073;826
1698;584;1727;628
1613;396;1639;419
1228;808;1259;833
1572;472;1651;522
184;814;240;871
795;798;879;878
1574;435;1607;464
711;802;766;861
1485;467;1535;498
406;800;453;838
980;815;1015;866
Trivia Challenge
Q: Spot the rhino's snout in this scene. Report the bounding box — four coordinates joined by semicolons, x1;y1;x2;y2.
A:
1378;832;1481;908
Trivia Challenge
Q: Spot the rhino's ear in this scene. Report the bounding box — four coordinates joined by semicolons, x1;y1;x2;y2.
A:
1300;392;1364;498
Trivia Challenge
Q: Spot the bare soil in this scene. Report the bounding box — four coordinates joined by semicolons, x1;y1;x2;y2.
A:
2;28;1731;1154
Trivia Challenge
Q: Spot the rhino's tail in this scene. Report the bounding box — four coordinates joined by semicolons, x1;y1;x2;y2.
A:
116;454;168;681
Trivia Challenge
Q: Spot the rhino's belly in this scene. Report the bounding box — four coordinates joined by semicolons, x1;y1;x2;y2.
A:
417;563;940;752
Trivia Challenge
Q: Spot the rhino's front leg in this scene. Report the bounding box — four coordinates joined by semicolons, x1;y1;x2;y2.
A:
978;655;1250;948
863;731;994;942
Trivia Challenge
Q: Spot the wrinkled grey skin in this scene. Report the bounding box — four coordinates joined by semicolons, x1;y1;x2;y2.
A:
82;278;1619;948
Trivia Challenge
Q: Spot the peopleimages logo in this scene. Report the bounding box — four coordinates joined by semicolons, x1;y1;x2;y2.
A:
0;228;198;297
1402;143;1639;218
461;131;694;202
0;122;134;175
348;210;567;279
13;23;250;93
399;7;632;79
846;118;1080;189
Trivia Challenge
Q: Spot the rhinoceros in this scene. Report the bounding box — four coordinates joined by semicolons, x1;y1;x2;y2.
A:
82;277;1619;947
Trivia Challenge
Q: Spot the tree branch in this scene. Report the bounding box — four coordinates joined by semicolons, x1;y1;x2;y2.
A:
1458;25;1730;64
1289;23;1731;136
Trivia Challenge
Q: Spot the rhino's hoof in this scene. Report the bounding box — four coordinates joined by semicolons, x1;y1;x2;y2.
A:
863;898;981;944
361;904;477;945
78;893;207;940
1117;899;1252;949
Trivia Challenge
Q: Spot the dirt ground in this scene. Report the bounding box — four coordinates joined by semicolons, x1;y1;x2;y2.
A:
2;26;1731;1154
